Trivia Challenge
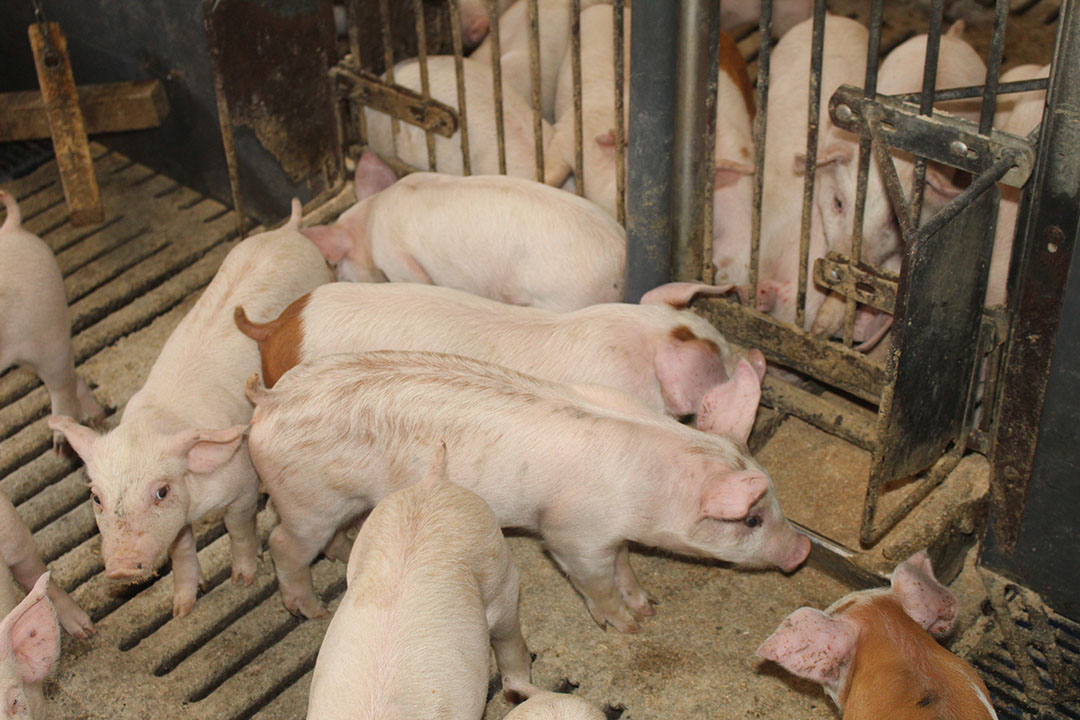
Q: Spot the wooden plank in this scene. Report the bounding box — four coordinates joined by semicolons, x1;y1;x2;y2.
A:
28;22;104;226
0;80;170;142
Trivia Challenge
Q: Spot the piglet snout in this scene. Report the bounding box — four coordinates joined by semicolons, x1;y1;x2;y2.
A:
779;532;812;573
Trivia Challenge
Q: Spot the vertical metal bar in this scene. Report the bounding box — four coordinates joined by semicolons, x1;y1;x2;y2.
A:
614;0;627;225
910;0;945;227
344;1;367;145
672;0;721;281
843;0;884;346
527;0;545;183
748;0;772;308
413;0;437;171
570;0;585;195
447;0;472;175
979;0;1009;137
378;0;399;156
701;38;720;286
487;0;508;174
624;0;679;301
795;0;827;330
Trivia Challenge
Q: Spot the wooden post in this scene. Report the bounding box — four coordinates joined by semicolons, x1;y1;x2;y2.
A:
28;22;105;226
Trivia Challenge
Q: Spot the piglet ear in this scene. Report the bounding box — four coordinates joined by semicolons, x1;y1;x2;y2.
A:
639;281;735;309
924;164;964;210
714;160;753;188
890;551;958;637
354;150;397;201
696;360;761;442
0;573;60;684
46;415;100;464
700;469;768;521
301;225;352;263
757;607;858;689
167;425;248;475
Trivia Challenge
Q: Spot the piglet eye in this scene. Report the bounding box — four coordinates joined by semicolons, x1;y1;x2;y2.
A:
90;492;102;506
744;515;762;529
155;485;170;501
833;195;844;213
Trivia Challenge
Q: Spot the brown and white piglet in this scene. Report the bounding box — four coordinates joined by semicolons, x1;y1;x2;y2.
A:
757;552;998;720
246;351;809;627
0;190;104;451
0;572;60;720
48;200;331;617
233;281;764;424
301;152;625;311
307;444;533;719
0;490;92;639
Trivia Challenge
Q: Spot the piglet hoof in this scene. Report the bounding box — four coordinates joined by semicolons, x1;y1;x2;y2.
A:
53;595;95;638
284;592;329;620
591;604;643;634
232;564;257;587
173;592;197;618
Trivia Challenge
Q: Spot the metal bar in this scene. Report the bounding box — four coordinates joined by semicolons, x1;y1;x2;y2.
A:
412;0;437;171
672;0;720;281
913;152;1014;243
203;4;246;239
526;0;545;183
795;0;828;329
748;0;772;310
988;0;1080;551
330;67;458;137
613;0;627;225
868;111;917;242
624;0;678;301
979;0;1009;137
377;0;399;156
815;252;898;315
844;0;885;347
487;0;507;174
896;78;1049;104
693;297;888;402
911;0;945;226
760;375;878;450
570;0;584;195
447;0;472;175
861;446;964;547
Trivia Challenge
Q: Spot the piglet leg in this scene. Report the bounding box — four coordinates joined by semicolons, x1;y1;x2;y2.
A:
549;543;641;633
614;544;655;620
268;521;332;619
170;525;204;618
225;488;260;586
485;565;534;700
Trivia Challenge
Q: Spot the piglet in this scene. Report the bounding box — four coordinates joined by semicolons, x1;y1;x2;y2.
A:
233;281;764;423
459;0;517;46
246;351;809;627
758;552;998;720
721;0;814;36
502;686;606;720
301;152;626;311
0;572;60;720
0;190;104;451
48;200;331;617
307;444;532;719
365;56;570;184
0;490;92;638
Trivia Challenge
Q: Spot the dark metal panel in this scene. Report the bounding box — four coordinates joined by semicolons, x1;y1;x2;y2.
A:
983;0;1080;622
624;0;678;302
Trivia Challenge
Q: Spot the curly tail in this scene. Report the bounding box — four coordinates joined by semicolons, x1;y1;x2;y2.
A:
246;372;269;407
0;190;22;233
234;305;278;342
286;197;303;230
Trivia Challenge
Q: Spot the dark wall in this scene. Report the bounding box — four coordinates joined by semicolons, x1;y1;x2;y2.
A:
0;0;338;224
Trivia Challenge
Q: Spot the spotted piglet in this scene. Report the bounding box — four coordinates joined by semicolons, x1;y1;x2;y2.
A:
757;552;998;720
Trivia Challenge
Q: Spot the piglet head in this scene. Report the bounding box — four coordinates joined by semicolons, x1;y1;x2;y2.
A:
681;457;810;573
890;551;958;637
757;606;859;706
0;573;58;720
47;416;247;583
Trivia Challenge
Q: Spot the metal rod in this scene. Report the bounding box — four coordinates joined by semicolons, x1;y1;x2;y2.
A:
748;0;772;309
614;0;627;225
979;0;1009;137
378;0;399;157
526;0;545;182
487;0;508;174
911;0;945;227
913;151;1015;243
869;111;917;242
896;78;1049;104
844;0;884;346
672;0;720;281
570;0;585;195
412;0;437;171
447;0;472;174
796;0;828;330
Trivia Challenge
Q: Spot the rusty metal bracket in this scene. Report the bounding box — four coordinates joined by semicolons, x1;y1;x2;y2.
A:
830;84;1036;188
814;252;898;315
332;64;459;139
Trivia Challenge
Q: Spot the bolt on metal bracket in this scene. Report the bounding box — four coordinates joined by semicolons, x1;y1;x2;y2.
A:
830;84;1036;188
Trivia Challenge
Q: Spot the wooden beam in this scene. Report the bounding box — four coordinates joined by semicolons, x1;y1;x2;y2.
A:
28;22;104;226
0;80;170;142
